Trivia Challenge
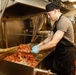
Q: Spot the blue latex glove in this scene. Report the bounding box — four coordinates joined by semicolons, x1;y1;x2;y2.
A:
32;45;39;49
31;45;39;54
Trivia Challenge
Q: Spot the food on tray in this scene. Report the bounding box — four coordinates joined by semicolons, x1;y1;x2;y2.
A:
4;44;38;67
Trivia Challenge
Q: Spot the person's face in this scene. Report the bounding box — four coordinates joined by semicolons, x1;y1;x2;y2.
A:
46;9;57;21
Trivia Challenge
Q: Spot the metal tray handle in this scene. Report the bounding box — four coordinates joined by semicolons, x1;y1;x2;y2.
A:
34;68;57;75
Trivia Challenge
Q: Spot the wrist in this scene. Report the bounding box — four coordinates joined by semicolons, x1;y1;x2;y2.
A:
38;47;41;52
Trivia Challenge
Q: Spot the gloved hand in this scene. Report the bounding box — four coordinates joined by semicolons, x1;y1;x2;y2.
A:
32;45;39;49
31;45;39;54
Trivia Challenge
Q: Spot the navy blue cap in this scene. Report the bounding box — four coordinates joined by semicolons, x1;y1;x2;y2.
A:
46;2;61;12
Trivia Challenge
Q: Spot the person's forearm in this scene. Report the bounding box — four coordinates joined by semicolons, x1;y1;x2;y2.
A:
38;40;56;51
39;37;51;46
38;36;51;46
39;31;54;46
38;30;65;51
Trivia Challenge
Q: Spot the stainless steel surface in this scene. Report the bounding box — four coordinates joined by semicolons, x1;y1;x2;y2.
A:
0;0;9;19
2;4;45;21
34;48;55;65
0;59;56;75
1;0;46;20
0;44;55;75
14;0;47;9
0;60;34;75
34;68;57;75
1;0;16;11
1;0;47;11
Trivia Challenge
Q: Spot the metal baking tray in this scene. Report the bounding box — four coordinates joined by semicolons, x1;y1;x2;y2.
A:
0;44;55;75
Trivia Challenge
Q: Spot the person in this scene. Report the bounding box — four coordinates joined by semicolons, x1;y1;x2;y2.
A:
31;1;76;75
